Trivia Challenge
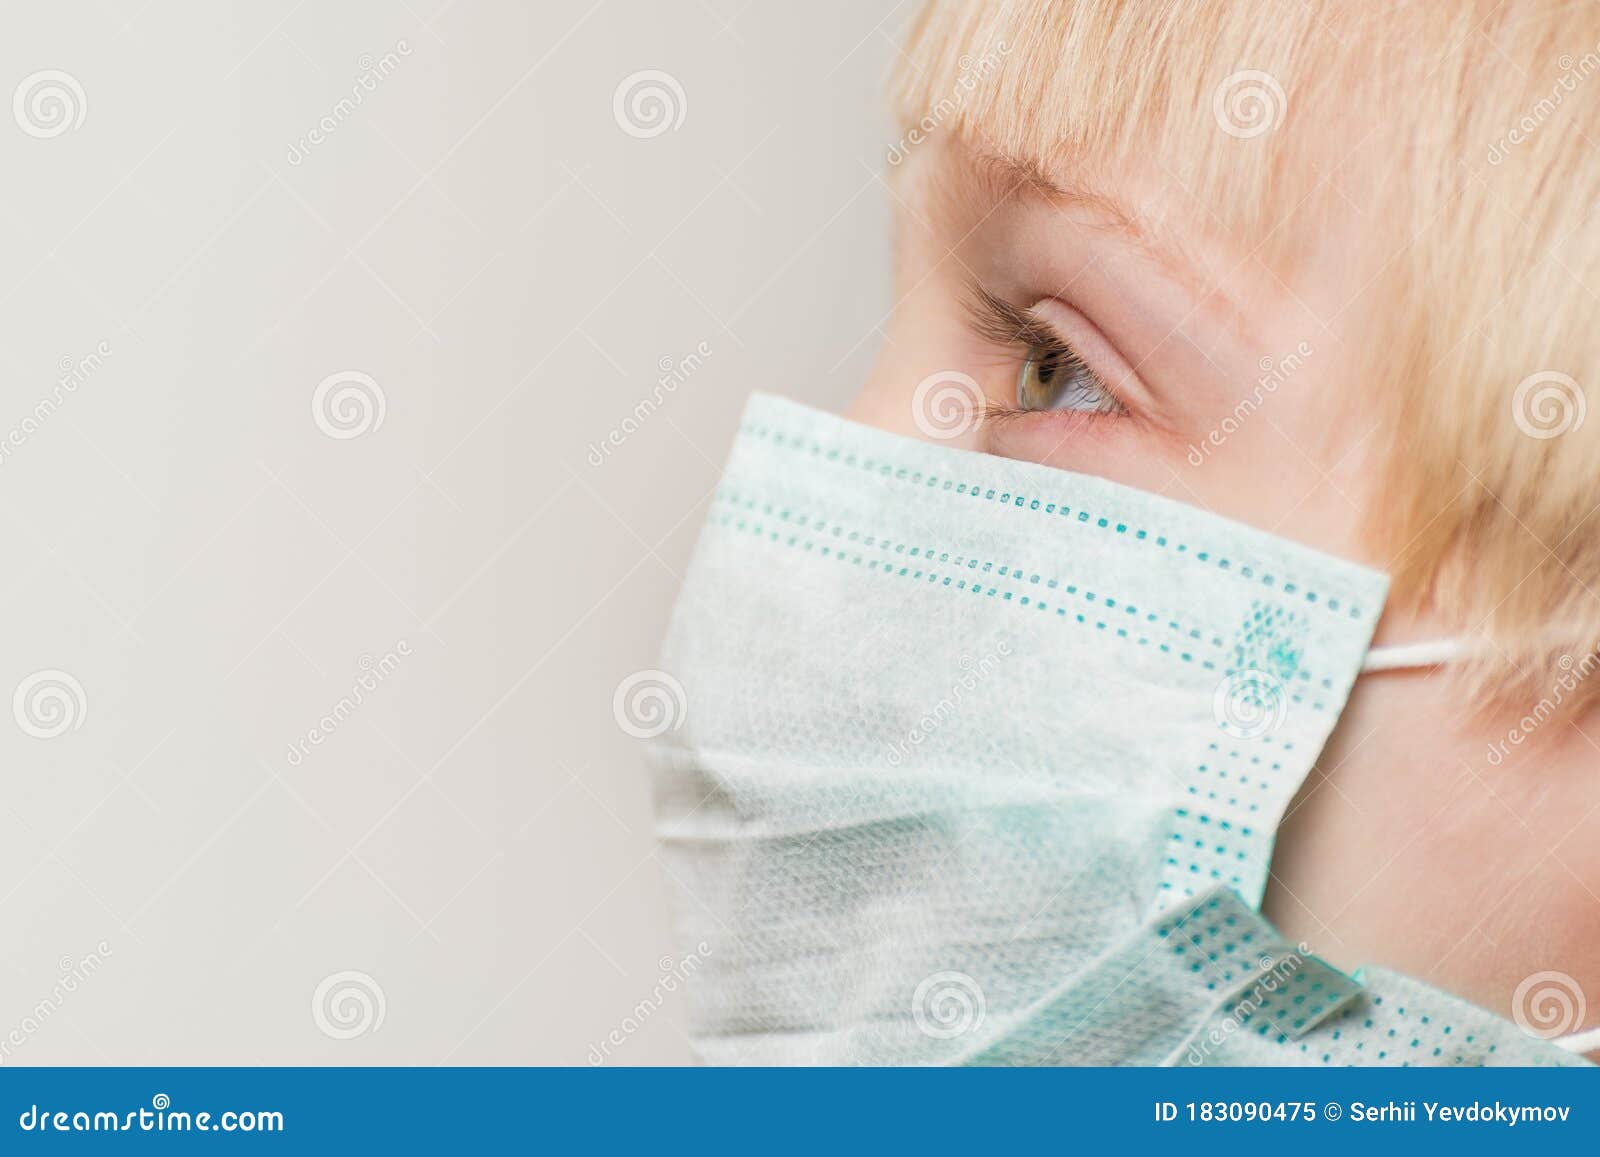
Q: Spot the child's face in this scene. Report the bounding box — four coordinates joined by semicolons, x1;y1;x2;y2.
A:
849;134;1388;571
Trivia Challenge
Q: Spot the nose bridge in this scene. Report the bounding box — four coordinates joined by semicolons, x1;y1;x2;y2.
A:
847;363;995;453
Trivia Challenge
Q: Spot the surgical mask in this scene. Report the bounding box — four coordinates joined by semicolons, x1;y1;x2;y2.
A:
647;392;1587;1067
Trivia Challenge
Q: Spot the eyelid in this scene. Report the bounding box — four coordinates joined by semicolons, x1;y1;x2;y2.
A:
961;284;1129;413
962;285;1073;356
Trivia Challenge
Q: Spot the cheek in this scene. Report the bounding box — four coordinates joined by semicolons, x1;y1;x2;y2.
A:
986;414;1175;491
1165;375;1380;561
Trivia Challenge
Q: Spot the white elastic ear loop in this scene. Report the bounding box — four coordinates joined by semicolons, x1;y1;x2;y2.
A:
1359;636;1474;675
1553;1025;1600;1055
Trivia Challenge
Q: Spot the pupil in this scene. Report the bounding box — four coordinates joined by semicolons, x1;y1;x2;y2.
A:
1037;352;1057;386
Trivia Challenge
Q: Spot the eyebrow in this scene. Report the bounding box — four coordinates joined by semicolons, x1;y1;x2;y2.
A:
964;146;1221;301
969;149;1141;231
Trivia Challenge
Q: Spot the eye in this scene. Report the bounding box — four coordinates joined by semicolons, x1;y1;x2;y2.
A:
962;285;1131;418
1017;341;1122;414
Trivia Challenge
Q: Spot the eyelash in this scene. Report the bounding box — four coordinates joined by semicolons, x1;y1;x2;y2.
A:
960;285;1125;418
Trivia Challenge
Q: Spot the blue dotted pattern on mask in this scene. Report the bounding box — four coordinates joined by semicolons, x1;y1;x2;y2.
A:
1157;737;1300;909
708;491;1351;688
1183;966;1590;1067
1235;600;1308;683
738;419;1375;623
716;488;1227;651
710;506;1234;665
959;886;1359;1066
1156;890;1361;1036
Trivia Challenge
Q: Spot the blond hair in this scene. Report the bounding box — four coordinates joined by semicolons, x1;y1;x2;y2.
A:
893;0;1600;711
